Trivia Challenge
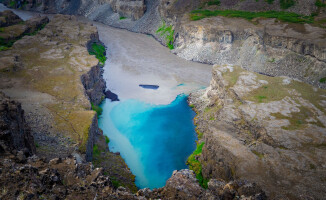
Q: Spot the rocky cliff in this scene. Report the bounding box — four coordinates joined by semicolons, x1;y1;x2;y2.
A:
189;64;326;199
156;0;326;89
0;92;35;156
0;10;138;190
1;0;146;20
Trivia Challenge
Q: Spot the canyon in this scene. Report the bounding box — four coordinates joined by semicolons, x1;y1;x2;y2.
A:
0;0;326;199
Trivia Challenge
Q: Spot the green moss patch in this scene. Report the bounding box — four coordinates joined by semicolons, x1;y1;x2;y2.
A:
187;142;209;188
251;150;264;159
0;21;48;51
320;77;326;83
88;42;106;65
93;144;101;157
207;0;220;6
91;103;103;117
156;21;175;50
105;135;110;144
271;106;325;130
316;0;326;8
190;10;314;24
218;65;326;130
280;0;296;9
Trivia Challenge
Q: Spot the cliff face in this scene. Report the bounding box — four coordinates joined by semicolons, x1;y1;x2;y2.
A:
172;15;326;88
2;0;146;20
189;65;326;199
0;92;35;156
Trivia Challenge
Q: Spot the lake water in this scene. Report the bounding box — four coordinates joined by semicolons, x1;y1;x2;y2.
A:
98;95;197;189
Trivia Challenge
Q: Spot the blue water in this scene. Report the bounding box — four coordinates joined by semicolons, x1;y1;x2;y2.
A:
98;95;197;189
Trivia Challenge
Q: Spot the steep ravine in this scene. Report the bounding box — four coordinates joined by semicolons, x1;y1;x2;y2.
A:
3;0;326;88
0;5;268;200
1;1;326;199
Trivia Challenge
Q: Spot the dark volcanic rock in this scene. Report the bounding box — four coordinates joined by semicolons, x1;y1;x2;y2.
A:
105;89;119;101
0;92;35;155
81;64;106;106
0;10;23;27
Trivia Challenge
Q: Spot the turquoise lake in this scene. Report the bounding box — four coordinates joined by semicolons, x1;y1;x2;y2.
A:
98;95;197;189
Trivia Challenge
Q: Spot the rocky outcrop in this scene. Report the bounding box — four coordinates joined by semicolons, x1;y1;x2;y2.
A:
3;0;146;20
189;64;326;199
0;89;265;199
171;15;326;88
0;14;99;160
0;10;23;27
0;11;49;47
137;169;266;199
159;0;318;17
0;12;138;191
0;92;35;156
81;64;106;106
108;0;146;20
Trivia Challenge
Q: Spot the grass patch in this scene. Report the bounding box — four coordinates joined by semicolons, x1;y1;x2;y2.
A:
24;23;47;36
196;129;204;140
93;144;101;157
265;0;275;4
156;21;175;50
0;46;9;51
257;95;267;103
105;135;110;144
9;0;16;8
187;142;209;188
0;27;4;32
190;10;314;24
316;0;326;7
280;0;296;9
119;16;127;20
88;42;106;65
91;103;103;117
320;77;326;83
251;150;264;159
111;177;122;188
0;22;48;51
189;104;195;108
207;0;220;6
271;106;325;130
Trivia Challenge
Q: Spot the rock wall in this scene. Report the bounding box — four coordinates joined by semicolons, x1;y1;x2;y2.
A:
108;0;146;20
172;15;326;88
0;92;35;156
2;0;146;20
189;64;326;199
3;0;326;89
81;62;106;106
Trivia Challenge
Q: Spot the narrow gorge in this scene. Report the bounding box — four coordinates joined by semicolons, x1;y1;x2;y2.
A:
0;0;326;200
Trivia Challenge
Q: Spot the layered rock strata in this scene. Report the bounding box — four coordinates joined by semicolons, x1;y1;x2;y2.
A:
0;11;137;191
0;92;35;156
189;64;326;199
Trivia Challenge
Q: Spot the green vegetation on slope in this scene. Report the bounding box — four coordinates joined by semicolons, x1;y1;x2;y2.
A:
190;9;314;24
320;77;326;83
105;135;110;144
91;103;103;118
88;42;106;65
156;21;175;50
119;16;127;20
280;0;296;9
93;144;101;157
221;66;326;131
207;0;220;6
316;0;326;7
187;142;209;188
0;22;48;51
